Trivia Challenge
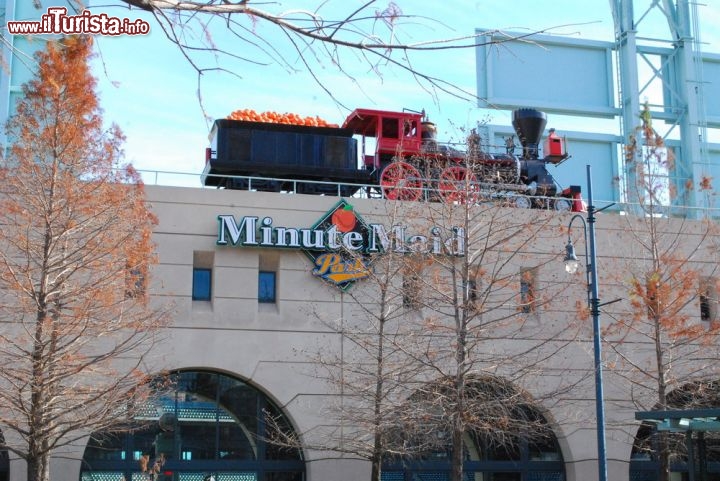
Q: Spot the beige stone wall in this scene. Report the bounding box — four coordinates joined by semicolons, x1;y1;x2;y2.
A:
32;185;718;481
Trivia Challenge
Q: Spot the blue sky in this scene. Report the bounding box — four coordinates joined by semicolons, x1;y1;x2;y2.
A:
85;0;720;186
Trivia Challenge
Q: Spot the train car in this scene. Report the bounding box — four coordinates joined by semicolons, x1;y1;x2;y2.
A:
201;119;366;196
201;107;584;212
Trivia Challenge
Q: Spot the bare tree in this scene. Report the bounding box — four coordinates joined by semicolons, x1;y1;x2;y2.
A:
392;185;583;481
0;36;169;481
263;130;586;481
265;200;429;481
604;105;720;481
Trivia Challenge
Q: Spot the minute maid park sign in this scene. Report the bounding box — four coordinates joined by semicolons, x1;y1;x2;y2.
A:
216;199;465;290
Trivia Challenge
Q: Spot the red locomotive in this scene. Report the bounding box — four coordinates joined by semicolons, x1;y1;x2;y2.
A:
202;107;584;212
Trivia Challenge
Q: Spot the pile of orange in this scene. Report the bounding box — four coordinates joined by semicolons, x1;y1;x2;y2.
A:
227;109;338;127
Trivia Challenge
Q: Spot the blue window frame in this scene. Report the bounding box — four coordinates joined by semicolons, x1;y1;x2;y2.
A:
259;271;276;303
520;268;536;314
80;370;305;480
192;268;212;301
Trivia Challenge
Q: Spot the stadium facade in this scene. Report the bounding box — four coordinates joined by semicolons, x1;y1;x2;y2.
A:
3;184;716;481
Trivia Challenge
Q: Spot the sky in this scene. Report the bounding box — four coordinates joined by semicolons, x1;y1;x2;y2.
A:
80;0;720;187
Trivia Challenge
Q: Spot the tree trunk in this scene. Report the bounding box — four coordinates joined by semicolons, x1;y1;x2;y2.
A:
450;421;464;481
657;430;669;481
27;448;50;481
451;334;466;481
654;305;668;481
371;303;386;481
29;306;49;481
370;432;382;481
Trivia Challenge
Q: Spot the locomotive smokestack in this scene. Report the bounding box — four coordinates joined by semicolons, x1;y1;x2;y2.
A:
512;108;547;159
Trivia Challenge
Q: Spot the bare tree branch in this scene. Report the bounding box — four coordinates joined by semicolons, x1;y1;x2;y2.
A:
100;0;587;113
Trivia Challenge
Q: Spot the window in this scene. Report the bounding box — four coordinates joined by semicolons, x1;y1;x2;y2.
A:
700;278;717;323
259;271;276;303
192;251;214;303
259;253;279;305
382;376;565;480
701;289;712;322
402;258;424;310
403;273;421;309
125;264;146;299
382;117;399;139
630;380;720;481
520;268;537;314
465;277;479;311
80;371;305;480
403;118;418;138
646;272;661;319
192;268;212;301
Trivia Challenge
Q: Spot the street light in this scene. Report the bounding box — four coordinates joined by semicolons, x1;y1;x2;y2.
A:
563;164;616;481
564;240;580;275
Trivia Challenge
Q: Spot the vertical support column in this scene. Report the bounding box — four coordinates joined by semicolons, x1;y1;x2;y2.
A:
611;0;642;210
612;0;708;215
667;0;704;211
686;430;696;481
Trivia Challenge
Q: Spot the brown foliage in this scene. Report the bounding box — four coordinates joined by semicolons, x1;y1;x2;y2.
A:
608;106;720;481
0;36;168;480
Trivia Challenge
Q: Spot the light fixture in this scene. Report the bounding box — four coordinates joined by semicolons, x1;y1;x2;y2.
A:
564;240;580;274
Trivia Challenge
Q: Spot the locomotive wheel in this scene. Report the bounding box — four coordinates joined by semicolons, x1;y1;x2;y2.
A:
553;198;572;212
380;161;423;201
437;166;479;204
511;195;532;209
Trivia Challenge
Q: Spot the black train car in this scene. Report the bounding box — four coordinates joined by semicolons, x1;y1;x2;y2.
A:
201;119;369;196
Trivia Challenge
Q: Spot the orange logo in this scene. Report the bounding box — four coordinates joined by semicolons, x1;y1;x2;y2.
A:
304;200;374;290
312;254;370;285
331;205;357;232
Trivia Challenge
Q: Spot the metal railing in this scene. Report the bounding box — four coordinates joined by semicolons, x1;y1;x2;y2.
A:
136;169;720;217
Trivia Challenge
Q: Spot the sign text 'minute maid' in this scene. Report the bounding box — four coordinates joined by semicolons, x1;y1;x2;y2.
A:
216;215;465;256
216;199;464;290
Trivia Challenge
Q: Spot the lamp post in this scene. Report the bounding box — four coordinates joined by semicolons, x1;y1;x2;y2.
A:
563;164;612;481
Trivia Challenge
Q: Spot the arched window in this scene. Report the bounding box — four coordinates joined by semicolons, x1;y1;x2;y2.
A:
80;370;304;481
382;375;565;481
630;380;720;481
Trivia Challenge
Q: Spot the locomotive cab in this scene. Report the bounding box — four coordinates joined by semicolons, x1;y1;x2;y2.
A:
343;108;424;170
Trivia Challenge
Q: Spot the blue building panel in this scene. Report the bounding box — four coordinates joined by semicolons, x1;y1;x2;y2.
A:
660;51;720;128
476;30;617;117
701;55;720;127
702;145;720;207
0;0;72;147
555;137;619;205
9;36;41;87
